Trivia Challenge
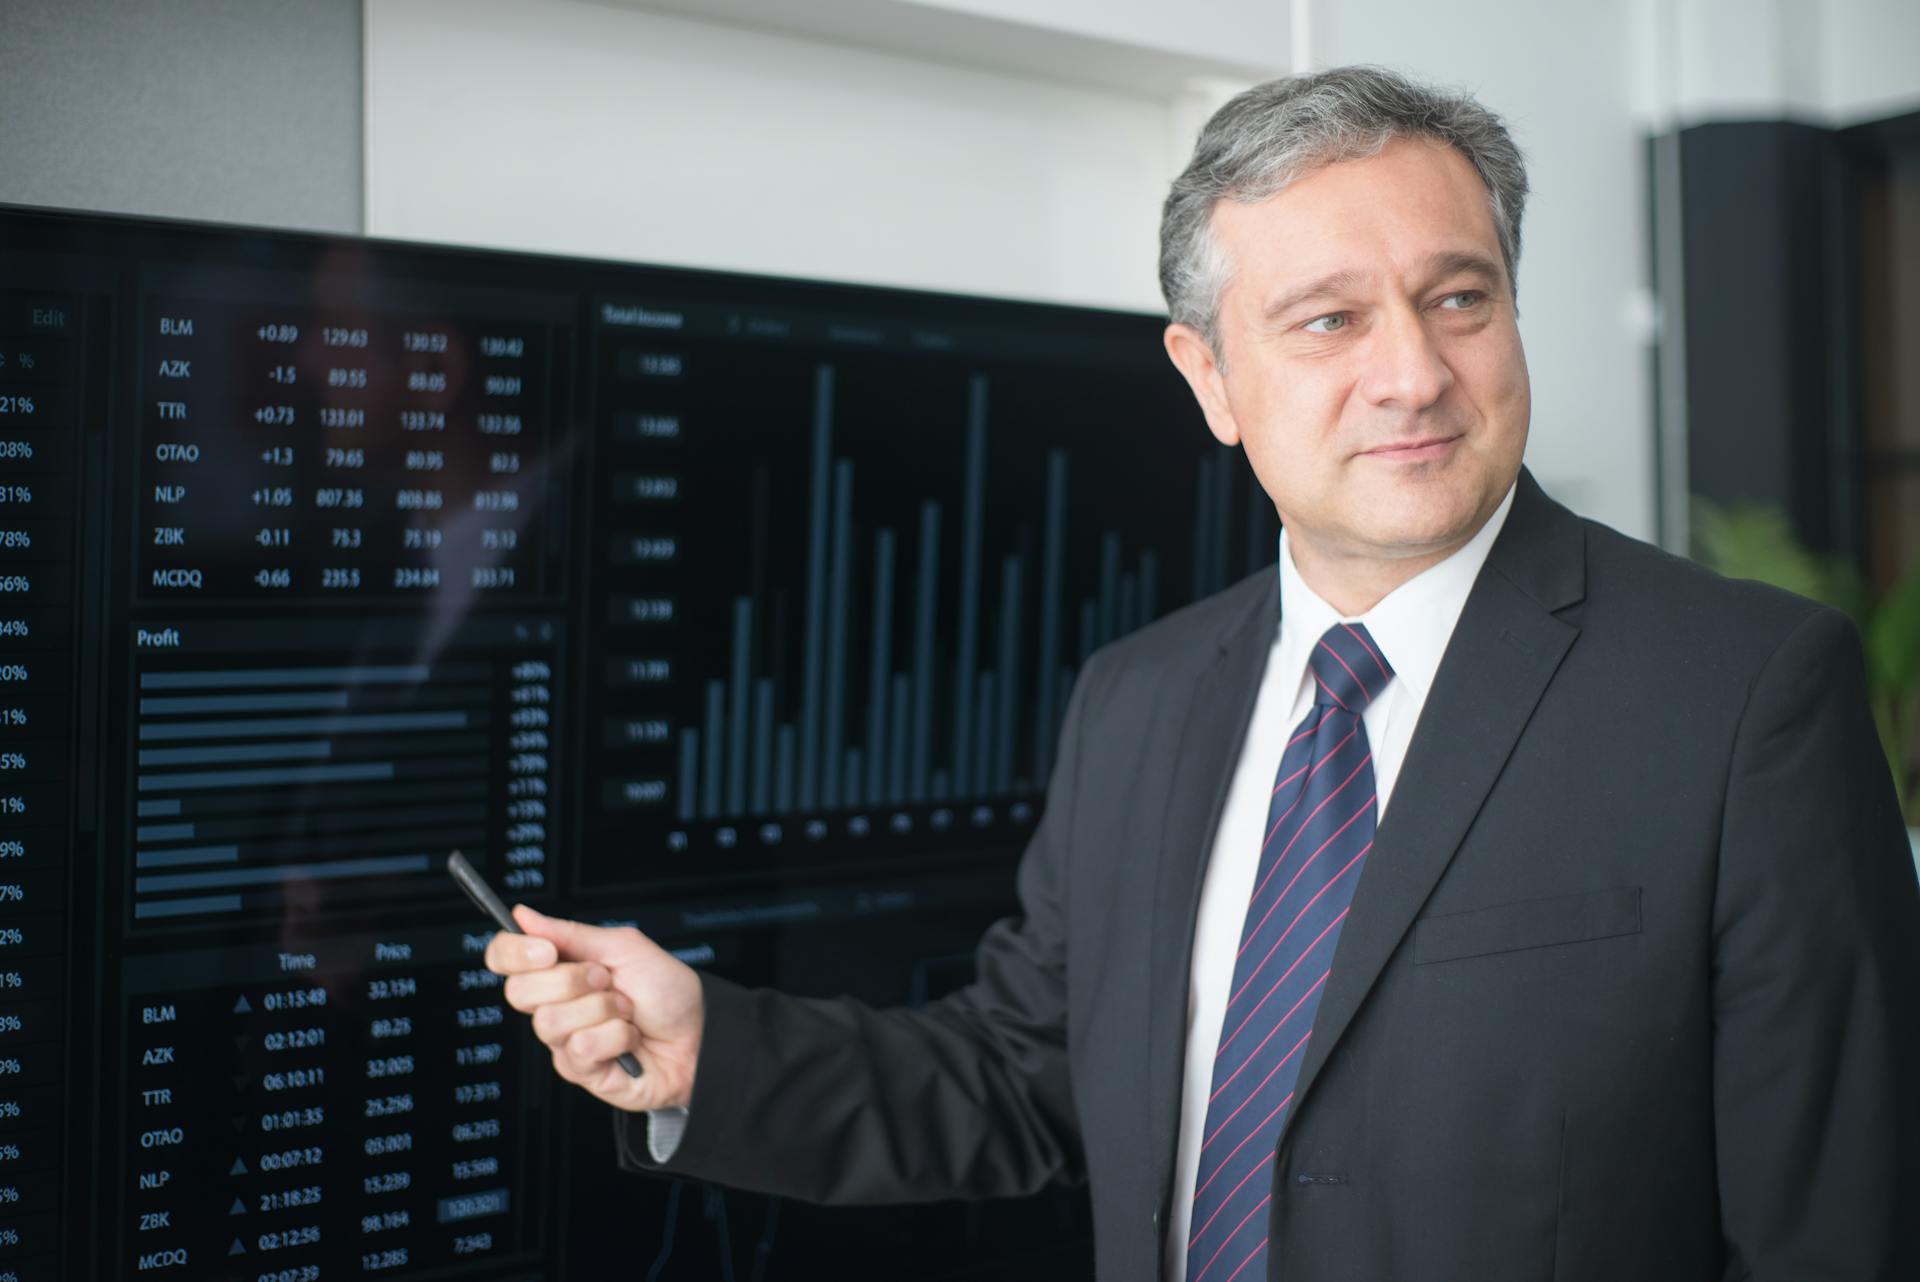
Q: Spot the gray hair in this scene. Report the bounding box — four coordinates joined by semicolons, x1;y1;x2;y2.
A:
1159;65;1530;357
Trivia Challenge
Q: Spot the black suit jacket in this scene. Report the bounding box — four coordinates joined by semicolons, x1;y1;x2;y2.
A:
619;470;1920;1281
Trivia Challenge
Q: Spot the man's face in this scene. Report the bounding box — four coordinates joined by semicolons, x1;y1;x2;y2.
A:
1165;136;1530;570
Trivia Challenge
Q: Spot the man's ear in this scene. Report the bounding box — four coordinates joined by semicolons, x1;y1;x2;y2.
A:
1162;322;1242;447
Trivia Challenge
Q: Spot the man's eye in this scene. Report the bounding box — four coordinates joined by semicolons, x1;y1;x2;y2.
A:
1439;291;1482;310
1302;313;1346;334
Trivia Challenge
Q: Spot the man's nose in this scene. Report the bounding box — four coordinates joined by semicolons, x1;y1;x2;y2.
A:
1358;307;1454;409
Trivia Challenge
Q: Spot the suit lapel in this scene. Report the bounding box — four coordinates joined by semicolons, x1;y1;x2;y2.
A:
1147;572;1278;1209
1283;470;1587;1131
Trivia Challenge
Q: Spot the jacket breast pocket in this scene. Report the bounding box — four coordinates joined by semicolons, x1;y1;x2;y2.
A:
1411;886;1642;965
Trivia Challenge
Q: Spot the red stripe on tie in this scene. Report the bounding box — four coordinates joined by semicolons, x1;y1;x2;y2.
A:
1210;970;1329;1103
1258;728;1361;861
1190;1194;1273;1280
1313;672;1350;711
1304;725;1360;781
1318;637;1370;700
1189;1152;1269;1242
1193;1088;1297;1200
1239;790;1373;960
1230;841;1369;1002
1218;911;1348;1054
1244;832;1320;940
1201;1029;1311;1150
1264;755;1372;870
1343;621;1391;679
1267;760;1309;800
1282;706;1333;754
1223;1239;1270;1282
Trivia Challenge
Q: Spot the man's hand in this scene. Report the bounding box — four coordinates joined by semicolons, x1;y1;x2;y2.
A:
484;905;704;1113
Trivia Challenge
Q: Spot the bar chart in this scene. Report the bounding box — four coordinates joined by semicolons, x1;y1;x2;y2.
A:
671;367;1178;822
587;303;1280;875
127;616;562;926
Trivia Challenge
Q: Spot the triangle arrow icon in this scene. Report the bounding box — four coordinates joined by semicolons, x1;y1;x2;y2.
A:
229;1197;246;1215
228;1238;246;1255
229;1157;248;1176
232;995;252;1014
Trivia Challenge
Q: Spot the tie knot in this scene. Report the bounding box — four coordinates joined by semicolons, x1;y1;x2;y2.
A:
1310;622;1393;712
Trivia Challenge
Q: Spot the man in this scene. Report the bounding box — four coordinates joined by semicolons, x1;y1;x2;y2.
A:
488;66;1920;1280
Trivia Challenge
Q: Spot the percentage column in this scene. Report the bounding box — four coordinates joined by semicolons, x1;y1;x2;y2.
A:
0;293;81;1269
501;657;552;892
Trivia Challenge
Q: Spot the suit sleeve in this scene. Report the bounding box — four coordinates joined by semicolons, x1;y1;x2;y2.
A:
1711;606;1920;1278
608;659;1099;1203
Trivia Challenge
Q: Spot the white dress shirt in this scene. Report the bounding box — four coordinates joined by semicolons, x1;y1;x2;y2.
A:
1165;482;1515;1281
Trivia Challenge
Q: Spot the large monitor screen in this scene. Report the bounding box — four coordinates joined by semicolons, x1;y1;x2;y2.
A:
0;205;1276;1280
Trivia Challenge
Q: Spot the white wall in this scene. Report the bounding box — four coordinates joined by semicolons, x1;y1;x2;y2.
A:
1639;0;1920;127
890;0;1289;70
1817;0;1920;123
620;0;1287;96
365;0;1194;312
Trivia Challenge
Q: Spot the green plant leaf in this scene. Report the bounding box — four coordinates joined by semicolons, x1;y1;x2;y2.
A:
1818;558;1873;633
1865;562;1920;699
1866;566;1920;826
1690;498;1831;604
1690;497;1919;821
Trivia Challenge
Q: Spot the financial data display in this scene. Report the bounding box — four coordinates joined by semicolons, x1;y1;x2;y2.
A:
0;205;1277;1281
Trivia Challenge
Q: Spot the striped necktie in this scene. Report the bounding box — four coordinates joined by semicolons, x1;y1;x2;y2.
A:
1185;621;1392;1282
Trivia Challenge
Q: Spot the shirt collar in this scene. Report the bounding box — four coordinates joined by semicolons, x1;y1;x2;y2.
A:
1275;480;1517;706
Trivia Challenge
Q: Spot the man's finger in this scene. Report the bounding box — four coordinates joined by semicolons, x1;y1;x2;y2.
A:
512;905;651;967
484;930;557;975
563;1017;639;1067
552;1035;648;1104
503;961;610;1013
550;1045;594;1089
530;991;631;1046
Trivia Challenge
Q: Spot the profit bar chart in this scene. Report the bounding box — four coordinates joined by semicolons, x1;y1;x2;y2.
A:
586;303;1280;880
126;616;563;926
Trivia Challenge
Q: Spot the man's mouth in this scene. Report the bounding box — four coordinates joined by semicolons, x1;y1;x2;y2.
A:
1360;435;1461;462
